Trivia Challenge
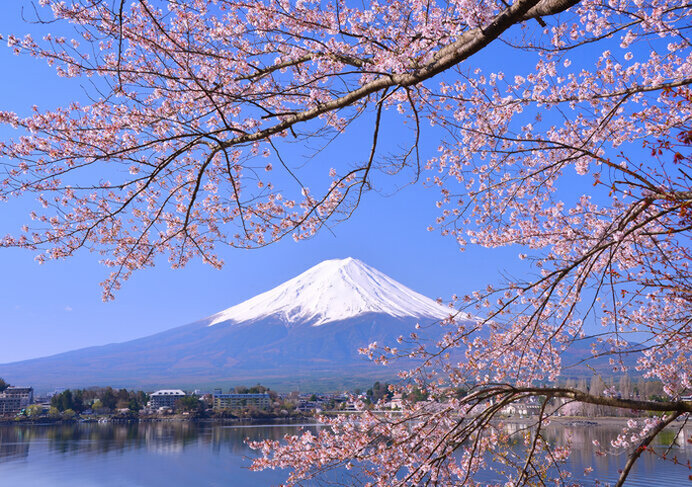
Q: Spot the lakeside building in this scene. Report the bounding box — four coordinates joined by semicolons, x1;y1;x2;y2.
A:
213;393;271;411
149;390;187;410
0;386;34;414
1;387;34;407
385;394;404;410
0;396;22;415
501;402;542;418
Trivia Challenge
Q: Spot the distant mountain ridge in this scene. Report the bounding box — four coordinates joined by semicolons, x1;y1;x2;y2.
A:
0;258;460;392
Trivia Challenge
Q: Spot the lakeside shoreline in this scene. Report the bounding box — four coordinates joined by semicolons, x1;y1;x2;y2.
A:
1;415;683;427
0;414;316;426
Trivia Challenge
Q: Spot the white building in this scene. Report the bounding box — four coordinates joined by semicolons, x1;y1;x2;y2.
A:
149;390;187;410
501;402;542;418
385;394;404;410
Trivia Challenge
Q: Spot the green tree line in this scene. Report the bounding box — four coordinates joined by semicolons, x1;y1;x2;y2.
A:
51;387;149;413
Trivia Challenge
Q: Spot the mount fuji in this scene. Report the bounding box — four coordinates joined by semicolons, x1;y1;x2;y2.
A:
208;257;453;326
0;258;461;391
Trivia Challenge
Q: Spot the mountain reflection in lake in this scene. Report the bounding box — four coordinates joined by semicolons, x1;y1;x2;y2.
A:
0;421;689;486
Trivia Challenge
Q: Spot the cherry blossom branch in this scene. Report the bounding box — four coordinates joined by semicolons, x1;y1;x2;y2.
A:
613;412;681;487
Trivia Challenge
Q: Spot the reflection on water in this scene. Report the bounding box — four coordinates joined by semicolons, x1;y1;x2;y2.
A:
503;421;692;486
0;427;30;462
0;421;688;486
0;421;319;487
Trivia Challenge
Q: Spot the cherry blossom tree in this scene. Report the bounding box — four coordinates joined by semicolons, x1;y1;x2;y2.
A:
1;0;691;485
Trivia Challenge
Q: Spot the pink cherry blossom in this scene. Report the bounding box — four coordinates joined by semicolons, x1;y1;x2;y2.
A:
0;0;690;485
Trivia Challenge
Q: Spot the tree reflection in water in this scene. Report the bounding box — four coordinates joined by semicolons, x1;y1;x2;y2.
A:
499;421;692;485
0;421;688;486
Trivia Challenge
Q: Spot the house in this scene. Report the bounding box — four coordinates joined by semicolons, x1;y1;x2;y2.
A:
501;402;542;418
385;394;404;410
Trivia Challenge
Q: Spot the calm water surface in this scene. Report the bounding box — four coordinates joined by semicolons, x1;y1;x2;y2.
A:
0;421;689;486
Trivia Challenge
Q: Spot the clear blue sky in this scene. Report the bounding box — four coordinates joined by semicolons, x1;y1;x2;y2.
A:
0;2;531;363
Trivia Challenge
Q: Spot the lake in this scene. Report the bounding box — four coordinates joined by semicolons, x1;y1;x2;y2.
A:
0;420;689;486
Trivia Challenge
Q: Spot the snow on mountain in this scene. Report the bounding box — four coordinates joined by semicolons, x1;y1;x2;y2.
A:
0;258;626;392
208;257;455;327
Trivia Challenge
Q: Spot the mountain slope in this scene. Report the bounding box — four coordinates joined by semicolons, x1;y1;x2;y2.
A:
0;258;457;391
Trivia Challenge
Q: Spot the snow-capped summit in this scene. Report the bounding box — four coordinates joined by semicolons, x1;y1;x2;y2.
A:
208;257;453;327
0;257;464;391
0;258;618;391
